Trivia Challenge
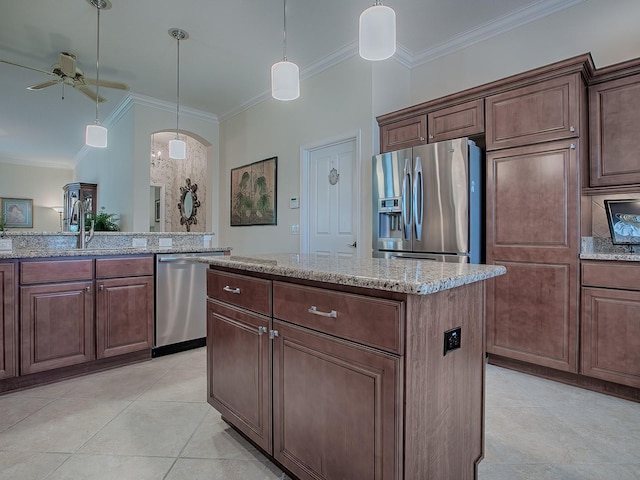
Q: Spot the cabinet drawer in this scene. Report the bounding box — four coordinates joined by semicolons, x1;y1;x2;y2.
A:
273;282;404;354
95;256;154;278
207;269;272;316
20;259;93;284
582;261;640;291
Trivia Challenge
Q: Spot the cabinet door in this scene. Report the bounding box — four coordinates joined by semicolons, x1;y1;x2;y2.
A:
380;115;427;152
485;140;580;372
486;74;580;150
589;74;640;187
207;299;271;453
427;99;484;143
0;263;16;380
272;320;402;480
582;287;640;388
20;281;94;374
96;276;154;358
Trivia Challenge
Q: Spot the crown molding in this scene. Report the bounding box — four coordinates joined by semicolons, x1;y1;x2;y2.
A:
410;0;586;67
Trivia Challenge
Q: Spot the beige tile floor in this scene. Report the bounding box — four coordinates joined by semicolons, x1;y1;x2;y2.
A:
0;347;638;480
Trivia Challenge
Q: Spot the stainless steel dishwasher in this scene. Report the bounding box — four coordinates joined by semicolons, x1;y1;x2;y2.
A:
154;252;223;357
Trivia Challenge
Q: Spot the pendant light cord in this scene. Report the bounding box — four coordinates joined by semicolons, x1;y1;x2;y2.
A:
95;4;101;124
282;0;287;61
176;35;180;139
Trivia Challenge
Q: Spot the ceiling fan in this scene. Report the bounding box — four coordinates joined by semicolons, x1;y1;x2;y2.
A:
0;51;129;103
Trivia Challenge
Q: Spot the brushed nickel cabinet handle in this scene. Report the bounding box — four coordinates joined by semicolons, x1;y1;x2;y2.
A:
85;286;91;292
258;326;267;335
308;306;338;318
100;284;104;291
223;286;241;294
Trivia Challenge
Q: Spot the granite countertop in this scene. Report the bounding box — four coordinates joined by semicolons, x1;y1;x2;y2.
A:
0;246;231;259
580;237;640;262
199;253;506;295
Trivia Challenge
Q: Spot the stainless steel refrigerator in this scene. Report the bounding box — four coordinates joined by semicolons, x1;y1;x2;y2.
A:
372;137;483;263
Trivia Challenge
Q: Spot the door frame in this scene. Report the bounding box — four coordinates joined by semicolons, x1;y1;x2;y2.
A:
150;183;165;232
300;131;362;257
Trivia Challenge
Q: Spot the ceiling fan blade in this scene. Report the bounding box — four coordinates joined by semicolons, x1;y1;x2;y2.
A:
83;77;129;91
27;79;61;90
0;59;57;77
75;85;106;103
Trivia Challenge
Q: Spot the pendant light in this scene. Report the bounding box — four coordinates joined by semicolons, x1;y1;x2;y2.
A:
169;28;188;159
271;0;299;101
85;0;109;148
359;0;396;61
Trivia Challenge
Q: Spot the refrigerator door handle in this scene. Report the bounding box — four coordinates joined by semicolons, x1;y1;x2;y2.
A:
413;156;424;241
402;157;412;241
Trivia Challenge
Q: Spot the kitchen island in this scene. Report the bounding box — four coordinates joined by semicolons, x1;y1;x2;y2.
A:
201;254;506;480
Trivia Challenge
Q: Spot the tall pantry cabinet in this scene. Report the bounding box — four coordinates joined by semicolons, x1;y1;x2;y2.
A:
484;70;587;372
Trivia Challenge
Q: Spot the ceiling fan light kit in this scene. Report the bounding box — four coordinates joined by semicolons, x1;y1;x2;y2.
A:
169;28;188;159
359;0;396;61
272;0;300;101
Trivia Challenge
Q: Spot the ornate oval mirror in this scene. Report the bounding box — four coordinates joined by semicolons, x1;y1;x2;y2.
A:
177;178;200;231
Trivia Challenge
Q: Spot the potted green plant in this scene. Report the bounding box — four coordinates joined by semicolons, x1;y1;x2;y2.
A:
86;207;120;231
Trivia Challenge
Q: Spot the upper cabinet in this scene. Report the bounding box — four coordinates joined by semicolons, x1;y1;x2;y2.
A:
426;99;484;144
485;74;581;150
589;72;640;188
380;115;427;152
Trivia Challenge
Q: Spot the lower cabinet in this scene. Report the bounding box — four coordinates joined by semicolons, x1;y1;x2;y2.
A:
18;255;154;376
207;298;271;452
20;259;94;375
0;262;16;380
272;319;401;480
581;261;640;388
95;257;154;358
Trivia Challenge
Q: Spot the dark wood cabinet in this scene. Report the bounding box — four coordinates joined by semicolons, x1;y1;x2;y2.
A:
427;99;484;143
95;256;154;358
0;263;16;380
486;74;581;150
206;269;273;452
20;280;94;375
485;140;581;372
581;261;640;388
589;73;640;188
207;266;487;480
380;115;427;152
19;259;94;374
272;319;401;480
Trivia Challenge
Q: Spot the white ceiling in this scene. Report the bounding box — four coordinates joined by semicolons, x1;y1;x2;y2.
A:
0;0;583;168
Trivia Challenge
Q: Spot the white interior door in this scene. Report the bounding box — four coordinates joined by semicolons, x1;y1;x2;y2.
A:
305;138;358;257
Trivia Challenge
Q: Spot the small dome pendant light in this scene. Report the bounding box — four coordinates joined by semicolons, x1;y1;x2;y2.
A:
85;0;110;148
359;0;396;61
169;28;188;159
271;0;299;101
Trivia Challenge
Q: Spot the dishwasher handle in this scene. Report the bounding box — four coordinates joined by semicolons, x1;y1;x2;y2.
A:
158;257;203;263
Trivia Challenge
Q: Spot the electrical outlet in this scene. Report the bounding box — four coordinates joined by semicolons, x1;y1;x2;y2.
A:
159;237;172;248
0;239;12;251
443;327;461;355
132;238;148;248
290;224;300;235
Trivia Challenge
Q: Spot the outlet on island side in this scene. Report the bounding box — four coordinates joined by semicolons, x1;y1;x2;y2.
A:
443;327;461;356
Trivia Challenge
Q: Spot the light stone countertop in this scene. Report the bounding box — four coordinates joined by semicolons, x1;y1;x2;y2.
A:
0;246;231;259
580;236;640;262
199;253;506;295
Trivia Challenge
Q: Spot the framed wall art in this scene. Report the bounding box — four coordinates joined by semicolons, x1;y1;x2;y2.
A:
604;199;640;245
1;197;33;228
230;156;277;226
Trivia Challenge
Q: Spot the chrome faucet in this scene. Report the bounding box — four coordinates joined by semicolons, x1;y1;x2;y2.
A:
70;199;95;249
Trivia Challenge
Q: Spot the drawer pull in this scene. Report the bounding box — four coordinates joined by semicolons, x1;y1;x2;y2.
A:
223;286;241;294
308;306;338;318
258;326;267;335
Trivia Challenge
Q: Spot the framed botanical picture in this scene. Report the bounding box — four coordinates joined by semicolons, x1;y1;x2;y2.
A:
605;199;640;245
1;197;33;228
230;156;277;226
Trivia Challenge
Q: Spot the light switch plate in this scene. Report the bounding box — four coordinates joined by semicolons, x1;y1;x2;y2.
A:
159;237;172;248
0;239;12;251
290;197;299;209
132;238;148;248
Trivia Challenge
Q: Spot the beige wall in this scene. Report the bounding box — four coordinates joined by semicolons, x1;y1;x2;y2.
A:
409;0;640;107
0;162;72;231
